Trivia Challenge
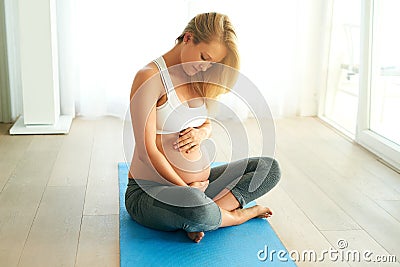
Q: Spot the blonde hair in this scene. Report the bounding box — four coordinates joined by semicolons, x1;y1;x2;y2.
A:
176;12;240;100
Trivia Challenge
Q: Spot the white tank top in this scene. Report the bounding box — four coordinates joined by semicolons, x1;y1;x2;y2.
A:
153;56;208;134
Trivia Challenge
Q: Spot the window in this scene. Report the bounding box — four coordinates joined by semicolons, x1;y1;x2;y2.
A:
321;0;400;169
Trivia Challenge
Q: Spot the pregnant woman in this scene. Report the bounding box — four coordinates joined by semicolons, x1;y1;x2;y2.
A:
126;12;281;243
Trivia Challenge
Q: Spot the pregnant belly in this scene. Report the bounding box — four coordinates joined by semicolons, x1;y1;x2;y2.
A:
156;133;211;184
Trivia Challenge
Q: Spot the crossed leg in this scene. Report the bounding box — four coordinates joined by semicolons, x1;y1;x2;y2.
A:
188;159;280;243
187;190;273;242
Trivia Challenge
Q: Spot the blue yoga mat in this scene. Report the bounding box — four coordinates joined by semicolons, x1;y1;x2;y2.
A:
119;162;296;267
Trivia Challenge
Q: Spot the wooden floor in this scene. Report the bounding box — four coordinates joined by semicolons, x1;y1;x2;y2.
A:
0;116;399;266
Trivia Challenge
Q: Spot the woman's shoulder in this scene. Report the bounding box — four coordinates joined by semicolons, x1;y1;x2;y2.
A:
135;61;159;81
130;61;162;98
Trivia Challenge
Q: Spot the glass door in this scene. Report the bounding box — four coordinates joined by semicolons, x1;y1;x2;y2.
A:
322;0;361;136
357;0;400;169
321;0;400;169
369;0;400;146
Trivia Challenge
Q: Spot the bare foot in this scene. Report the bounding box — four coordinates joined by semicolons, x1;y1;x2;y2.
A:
187;231;205;243
233;205;273;223
219;204;274;227
254;205;273;219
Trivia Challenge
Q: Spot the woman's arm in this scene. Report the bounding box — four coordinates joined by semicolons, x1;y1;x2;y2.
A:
130;68;188;187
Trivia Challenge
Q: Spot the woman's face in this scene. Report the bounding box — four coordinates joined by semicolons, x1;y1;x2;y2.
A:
180;33;227;76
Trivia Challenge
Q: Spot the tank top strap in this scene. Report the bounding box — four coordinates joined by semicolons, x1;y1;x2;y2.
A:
152;56;174;94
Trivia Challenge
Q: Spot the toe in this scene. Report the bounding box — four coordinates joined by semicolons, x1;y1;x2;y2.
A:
196;232;205;242
187;231;205;243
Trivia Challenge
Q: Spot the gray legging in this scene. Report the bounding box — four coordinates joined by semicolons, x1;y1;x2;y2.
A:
125;156;281;233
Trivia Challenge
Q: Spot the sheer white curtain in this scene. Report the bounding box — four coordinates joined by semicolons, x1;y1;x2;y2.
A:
57;0;187;119
58;0;330;120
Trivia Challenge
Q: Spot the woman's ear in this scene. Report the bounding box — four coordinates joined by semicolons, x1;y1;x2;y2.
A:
183;32;192;43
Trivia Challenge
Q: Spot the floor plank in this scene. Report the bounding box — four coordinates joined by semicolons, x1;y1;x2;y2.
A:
75;215;119;267
83;118;123;216
0;135;33;191
0;184;45;266
363;161;400;194
375;200;400;222
84;148;122;215
276;152;361;231
47;119;95;186
18;186;85;267
6;149;59;187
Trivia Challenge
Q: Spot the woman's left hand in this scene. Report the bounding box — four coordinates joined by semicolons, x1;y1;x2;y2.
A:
188;180;209;192
173;127;207;153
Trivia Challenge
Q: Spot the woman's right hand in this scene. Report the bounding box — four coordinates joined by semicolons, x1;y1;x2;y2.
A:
188;180;209;192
